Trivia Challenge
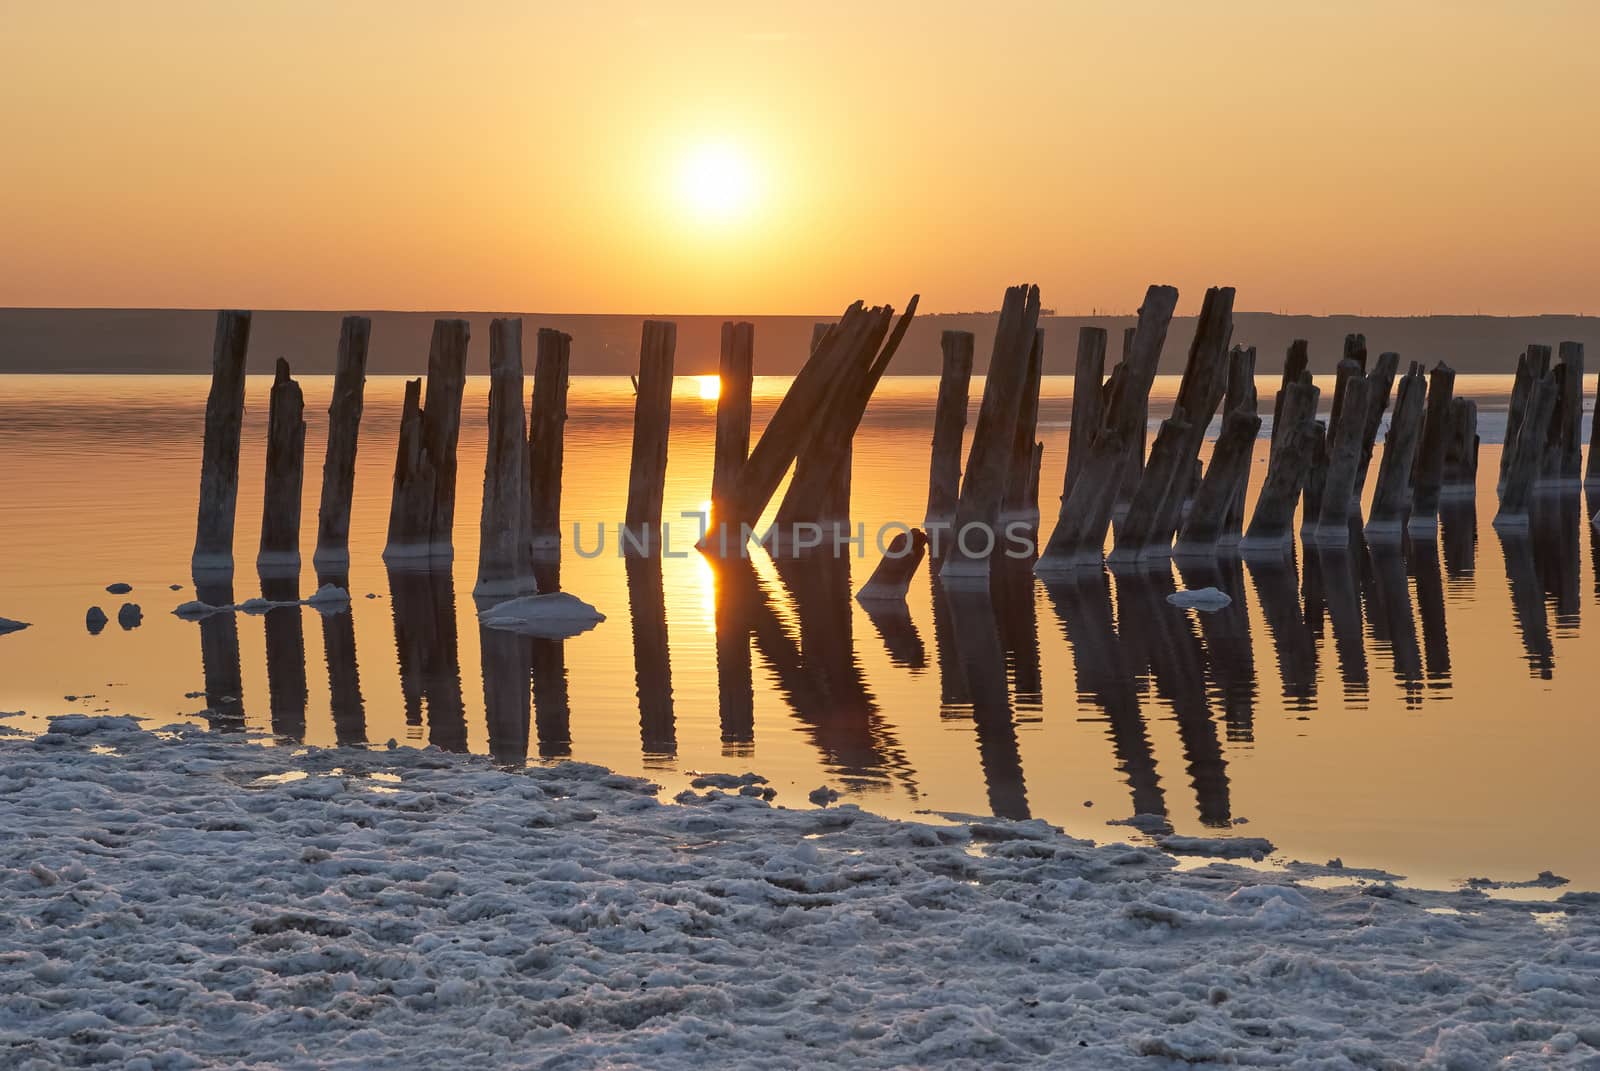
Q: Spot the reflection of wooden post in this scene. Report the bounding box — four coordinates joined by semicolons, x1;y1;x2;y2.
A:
1063;327;1107;503
388;568;466;750
624;320;677;552
711;321;754;516
258;358;307;572
1366;364;1427;540
481;625;532;766
1242;375;1320;553
709;558;755;748
193;310;252;572
476;318;534;597
384;319;469;564
527;328;571;559
316;567;366;746
531;637;572;757
1408;362;1456;533
193;577;245;728
313;315;371;569
260;574;308;743
627;554;676;756
925;331;974;526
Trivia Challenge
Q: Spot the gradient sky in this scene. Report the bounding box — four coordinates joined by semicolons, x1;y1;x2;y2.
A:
3;1;1597;315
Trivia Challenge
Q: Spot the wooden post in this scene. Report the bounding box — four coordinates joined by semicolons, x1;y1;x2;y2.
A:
856;528;929;602
527;328;571;559
1271;339;1309;448
711;321;755;517
1408;361;1456;533
1035;285;1178;574
192;310;252;573
1500;345;1550;489
1003;329;1045;522
1350;351;1399;509
1115;324;1145;512
1366;364;1427;540
1241;374;1320;553
1108;407;1193;564
1540;341;1585;487
940;285;1042;582
1303;356;1360;529
925;330;974;526
1175;408;1262;557
1589;352;1600;489
1440;396;1479;499
815;321;853;525
257;357;306;573
1494;371;1558;529
1310;374;1372;545
1219;344;1258;544
383;319;470;565
1343;332;1368;371
1063;327;1107;502
312;315;371;570
475;318;534;597
623;319;677;553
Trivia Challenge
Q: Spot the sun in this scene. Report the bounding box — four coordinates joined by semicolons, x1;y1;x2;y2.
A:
676;142;757;223
696;374;722;400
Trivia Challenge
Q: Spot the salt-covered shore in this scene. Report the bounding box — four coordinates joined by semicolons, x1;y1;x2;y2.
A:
2;717;1597;1068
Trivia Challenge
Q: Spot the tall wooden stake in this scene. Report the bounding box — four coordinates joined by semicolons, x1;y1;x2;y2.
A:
313;315;371;570
1063;327;1107;503
257;357;306;573
925;330;974;526
192;310;252;573
711;321;755;517
1408;361;1456;533
527;328;571;559
475;318;533;597
623;320;677;552
383;319;469;565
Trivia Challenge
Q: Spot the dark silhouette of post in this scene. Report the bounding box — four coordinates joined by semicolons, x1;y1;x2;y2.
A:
527;328;571;560
1350;351;1399;509
1499;347;1547;490
384;319;469;565
1243;374;1320;554
624;320;677;553
1310;375;1372;545
476;318;533;598
192;310;252;573
1002;329;1045;523
1062;327;1108;503
257;358;306;573
1366;363;1427;540
1495;369;1557;530
711;321;754;519
1175;408;1261;557
1440;396;1479;499
1541;341;1585;487
1218;344;1258;544
313;315;371;570
925;331;974;526
1270;339;1309;448
1408;361;1456;533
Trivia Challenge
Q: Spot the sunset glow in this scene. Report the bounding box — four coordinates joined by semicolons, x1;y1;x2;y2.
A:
695;374;722;400
676;143;757;224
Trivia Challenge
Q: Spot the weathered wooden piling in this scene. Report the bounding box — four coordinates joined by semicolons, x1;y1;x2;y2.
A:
1310;374;1373;544
1175;408;1263;557
856;528;930;602
1271;339;1309;448
814;321;853;525
1540;341;1585;486
1343;333;1368;371
1500;346;1550;490
1218;344;1258;544
1108;407;1193;564
1365;364;1427;539
623;319;677;552
1241;374;1320;553
1589;360;1600;488
1440;397;1479;498
312;316;371;569
257;358;307;573
192;310;252;573
1494;370;1558;529
924;331;974;526
711;321;755;516
475;318;534;597
1035;285;1178;574
1303;356;1361;528
1350;351;1399;508
939;285;1042;582
384;319;470;564
1408;362;1456;532
526;328;571;558
1002;330;1045;522
1062;327;1108;502
1114;325;1146;511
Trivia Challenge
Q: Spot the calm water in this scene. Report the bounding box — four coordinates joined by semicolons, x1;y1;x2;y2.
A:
1;373;1597;894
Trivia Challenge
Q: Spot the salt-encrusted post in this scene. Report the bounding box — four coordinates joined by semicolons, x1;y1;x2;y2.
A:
1366;364;1427;540
1541;341;1585;486
939;285;1042;582
1440;397;1479;499
711;321;755;516
856;528;930;602
527;328;571;559
1175;408;1262;557
1408;361;1456;533
1063;327;1107;502
1241;374;1320;553
1002;329;1045;523
623;319;677;554
384;319;470;565
192;309;252;573
257;358;307;573
1311;375;1373;545
1350;351;1400;508
924;330;974;526
475;318;534;598
1494;370;1558;530
312;315;371;570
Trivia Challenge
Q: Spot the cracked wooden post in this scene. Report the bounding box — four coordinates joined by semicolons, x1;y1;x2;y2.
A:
1540;341;1585;487
1366;363;1427;540
939;284;1042;583
1350;351;1399;509
1219;344;1258;545
257;358;306;574
925;330;974;526
1271;339;1309;449
1500;346;1550;490
711;321;755;521
475;318;534;598
1115;325;1145;513
192;310;252;573
1343;332;1368;372
1440;397;1479;499
1175;408;1262;557
1108;407;1193;564
1304;356;1361;531
384;319;469;565
527;328;571;560
1495;370;1558;530
1242;373;1320;554
1035;285;1178;574
1310;374;1373;545
312;315;370;570
623;320;677;554
1063;327;1107;503
1002;328;1045;524
856;528;929;602
1408;361;1456;534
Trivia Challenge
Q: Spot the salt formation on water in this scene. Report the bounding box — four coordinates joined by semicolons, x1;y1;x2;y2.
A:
172;585;353;621
477;592;605;638
2;716;1595;1068
1165;586;1233;611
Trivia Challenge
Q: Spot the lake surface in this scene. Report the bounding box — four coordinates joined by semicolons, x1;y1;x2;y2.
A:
1;373;1596;893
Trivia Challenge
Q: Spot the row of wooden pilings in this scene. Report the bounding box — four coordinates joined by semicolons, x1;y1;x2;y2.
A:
190;288;1597;603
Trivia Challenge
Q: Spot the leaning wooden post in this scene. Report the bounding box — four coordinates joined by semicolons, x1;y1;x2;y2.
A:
192;310;252;573
1063;327;1107;502
1002;328;1045;523
925;330;974;526
1366;364;1428;540
1108;407;1193;564
256;357;306;573
1115;324;1145;512
384;319;469;565
939;284;1042;582
856;528;930;602
1175;407;1262;557
1540;341;1585;487
813;321;853;525
1241;373;1320;554
475;318;534;598
1350;350;1399;509
1494;371;1558;530
1408;361;1456;533
711;321;755;518
1500;346;1550;490
526;327;571;559
1311;374;1373;545
312;315;371;570
1440;397;1479;499
623;319;677;553
1218;344;1258;545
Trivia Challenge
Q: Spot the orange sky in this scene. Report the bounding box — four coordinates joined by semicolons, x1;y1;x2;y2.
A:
3;1;1597;315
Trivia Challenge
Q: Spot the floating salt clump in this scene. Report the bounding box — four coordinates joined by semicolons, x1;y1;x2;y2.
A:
478;592;605;638
172;600;227;621
809;785;841;806
117;603;143;630
86;607;109;635
0;617;30;636
235;598;275;615
169;584;183;591
106;582;133;595
1166;586;1232;612
305;584;351;613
